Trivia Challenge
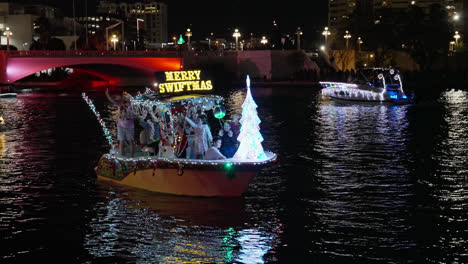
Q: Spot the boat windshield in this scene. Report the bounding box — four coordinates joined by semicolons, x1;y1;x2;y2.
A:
355;68;400;87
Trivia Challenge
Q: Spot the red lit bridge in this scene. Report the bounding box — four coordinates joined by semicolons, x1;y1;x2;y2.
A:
0;50;183;86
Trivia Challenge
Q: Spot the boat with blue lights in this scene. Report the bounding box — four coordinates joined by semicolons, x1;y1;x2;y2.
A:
91;72;276;197
320;68;411;104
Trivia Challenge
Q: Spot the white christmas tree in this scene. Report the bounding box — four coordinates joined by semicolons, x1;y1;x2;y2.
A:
232;75;267;160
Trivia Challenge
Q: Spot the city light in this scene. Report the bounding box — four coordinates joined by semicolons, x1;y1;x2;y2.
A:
296;27;303;50
185;28;192;50
233;28;241;51
450;41;455;52
110;34;118;50
344;30;351;49
357;37;363;51
208;32;214;50
322;27;331;48
3;26;12;52
260;36;268;45
454;31;460;47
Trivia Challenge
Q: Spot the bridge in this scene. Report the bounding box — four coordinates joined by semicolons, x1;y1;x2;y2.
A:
0;50;183;86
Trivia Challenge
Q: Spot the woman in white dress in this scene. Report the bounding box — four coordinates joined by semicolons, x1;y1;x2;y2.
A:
184;111;212;159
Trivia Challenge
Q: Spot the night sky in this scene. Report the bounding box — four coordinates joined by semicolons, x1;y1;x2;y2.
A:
13;0;329;41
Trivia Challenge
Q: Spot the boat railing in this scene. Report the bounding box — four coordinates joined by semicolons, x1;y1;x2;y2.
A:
5;50;181;57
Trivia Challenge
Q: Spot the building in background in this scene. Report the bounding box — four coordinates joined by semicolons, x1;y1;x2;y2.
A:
329;1;464;26
97;0;168;48
0;2;54;50
328;0;357;30
445;0;464;32
0;2;79;50
329;0;464;48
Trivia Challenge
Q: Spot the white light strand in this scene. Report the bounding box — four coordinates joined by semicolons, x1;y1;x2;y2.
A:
320;82;386;101
101;152;276;167
82;93;113;147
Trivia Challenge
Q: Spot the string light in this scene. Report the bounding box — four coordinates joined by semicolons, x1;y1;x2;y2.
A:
92;79;277;182
319;68;409;102
96;152;277;180
320;82;385;101
82;93;113;146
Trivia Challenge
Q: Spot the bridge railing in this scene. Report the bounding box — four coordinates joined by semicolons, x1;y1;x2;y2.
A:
4;50;182;57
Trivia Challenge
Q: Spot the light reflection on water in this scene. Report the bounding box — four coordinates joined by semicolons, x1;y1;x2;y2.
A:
0;88;466;263
83;183;276;263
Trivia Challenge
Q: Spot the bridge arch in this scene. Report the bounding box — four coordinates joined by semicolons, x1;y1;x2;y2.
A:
2;51;182;83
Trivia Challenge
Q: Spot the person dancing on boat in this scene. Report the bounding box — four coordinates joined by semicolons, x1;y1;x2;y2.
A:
105;88;135;157
138;113;160;156
184;107;212;159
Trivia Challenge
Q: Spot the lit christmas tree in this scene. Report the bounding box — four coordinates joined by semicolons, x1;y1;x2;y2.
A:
232;75;267;160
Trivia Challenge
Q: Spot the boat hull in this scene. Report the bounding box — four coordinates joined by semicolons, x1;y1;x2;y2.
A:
98;168;256;197
319;82;411;104
327;95;410;105
95;152;276;197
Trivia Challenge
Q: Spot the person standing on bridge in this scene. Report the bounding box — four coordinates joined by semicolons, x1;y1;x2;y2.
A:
106;88;135;157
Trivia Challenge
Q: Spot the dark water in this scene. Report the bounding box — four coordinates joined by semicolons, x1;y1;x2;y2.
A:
0;87;467;263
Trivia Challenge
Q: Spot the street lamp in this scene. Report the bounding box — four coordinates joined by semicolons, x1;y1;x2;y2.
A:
454;31;460;47
136;18;144;49
296;27;303;50
260;36;268;45
185;28;192;50
450;41;455;52
233;28;241;51
111;34;118;51
3;27;12;52
344;30;351;49
357;37;363;52
322;27;331;48
208;32;214;50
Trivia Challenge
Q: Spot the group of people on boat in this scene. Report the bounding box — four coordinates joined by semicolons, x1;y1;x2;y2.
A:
105;89;240;160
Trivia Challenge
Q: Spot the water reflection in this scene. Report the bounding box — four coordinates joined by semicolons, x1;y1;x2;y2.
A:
306;98;415;261
84;183;277;263
0;89;467;263
422;89;468;262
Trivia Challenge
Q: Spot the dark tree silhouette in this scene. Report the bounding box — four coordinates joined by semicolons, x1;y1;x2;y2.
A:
30;16;66;50
400;4;451;70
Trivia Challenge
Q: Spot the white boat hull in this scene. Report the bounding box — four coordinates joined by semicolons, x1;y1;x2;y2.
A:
320;82;410;104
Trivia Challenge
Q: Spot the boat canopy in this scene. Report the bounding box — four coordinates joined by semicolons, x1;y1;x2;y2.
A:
131;93;223;118
129;93;225;158
355;68;401;88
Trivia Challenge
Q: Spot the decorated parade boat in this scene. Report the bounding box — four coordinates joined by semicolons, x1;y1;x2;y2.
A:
320;68;411;104
87;71;277;197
